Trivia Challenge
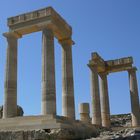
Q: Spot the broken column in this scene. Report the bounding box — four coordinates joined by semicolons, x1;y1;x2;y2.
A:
128;67;140;127
88;65;102;126
100;72;111;127
41;28;56;115
3;33;18;118
59;38;75;119
79;103;90;123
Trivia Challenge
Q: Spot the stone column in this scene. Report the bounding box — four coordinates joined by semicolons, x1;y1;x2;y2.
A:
100;72;111;127
59;38;75;119
3;34;18;118
41;28;56;115
79;103;90;123
89;66;102;126
128;67;140;127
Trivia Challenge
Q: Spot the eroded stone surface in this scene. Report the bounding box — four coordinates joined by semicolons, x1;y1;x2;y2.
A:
86;114;140;140
0;127;98;140
86;128;140;140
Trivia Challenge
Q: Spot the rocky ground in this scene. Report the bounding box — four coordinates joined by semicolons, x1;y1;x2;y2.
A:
87;128;140;140
0;113;139;140
87;113;140;140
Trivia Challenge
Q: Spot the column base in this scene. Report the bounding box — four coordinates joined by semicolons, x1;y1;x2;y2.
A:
101;112;111;127
131;113;140;127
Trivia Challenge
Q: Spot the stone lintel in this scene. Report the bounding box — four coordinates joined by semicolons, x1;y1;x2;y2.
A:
106;57;133;67
89;53;134;74
106;65;133;73
106;57;133;73
7;7;72;40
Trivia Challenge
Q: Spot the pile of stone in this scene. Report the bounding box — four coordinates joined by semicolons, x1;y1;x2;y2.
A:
86;114;140;140
111;113;131;127
87;128;140;140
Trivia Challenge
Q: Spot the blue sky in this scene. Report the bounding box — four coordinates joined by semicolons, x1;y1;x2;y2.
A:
0;0;140;119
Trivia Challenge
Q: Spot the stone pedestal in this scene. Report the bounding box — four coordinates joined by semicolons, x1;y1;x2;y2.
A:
41;29;56;115
128;67;140;127
3;35;18;118
0;115;98;140
79;103;90;123
59;39;75;119
100;73;110;127
89;66;102;126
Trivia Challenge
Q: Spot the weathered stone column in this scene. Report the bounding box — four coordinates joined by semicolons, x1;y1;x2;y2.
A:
59;38;75;119
88;66;102;126
79;103;90;123
3;34;18;118
100;72;111;127
41;28;56;115
128;67;140;127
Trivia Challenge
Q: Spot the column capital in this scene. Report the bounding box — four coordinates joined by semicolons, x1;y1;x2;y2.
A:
42;28;53;34
42;28;54;41
99;71;109;77
3;31;22;39
58;38;75;46
128;67;137;73
87;64;98;72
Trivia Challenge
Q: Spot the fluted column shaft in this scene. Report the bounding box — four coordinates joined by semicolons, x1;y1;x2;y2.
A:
41;29;56;115
100;73;110;127
60;39;75;119
3;35;18;118
90;66;102;126
128;67;140;127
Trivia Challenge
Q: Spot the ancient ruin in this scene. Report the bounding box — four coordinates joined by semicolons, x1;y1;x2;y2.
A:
3;6;75;119
88;52;140;128
0;7;98;139
1;6;140;140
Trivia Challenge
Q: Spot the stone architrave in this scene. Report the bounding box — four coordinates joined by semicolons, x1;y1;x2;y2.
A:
41;28;56;115
100;72;111;127
3;34;18;118
89;66;102;126
128;67;140;127
59;38;75;119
